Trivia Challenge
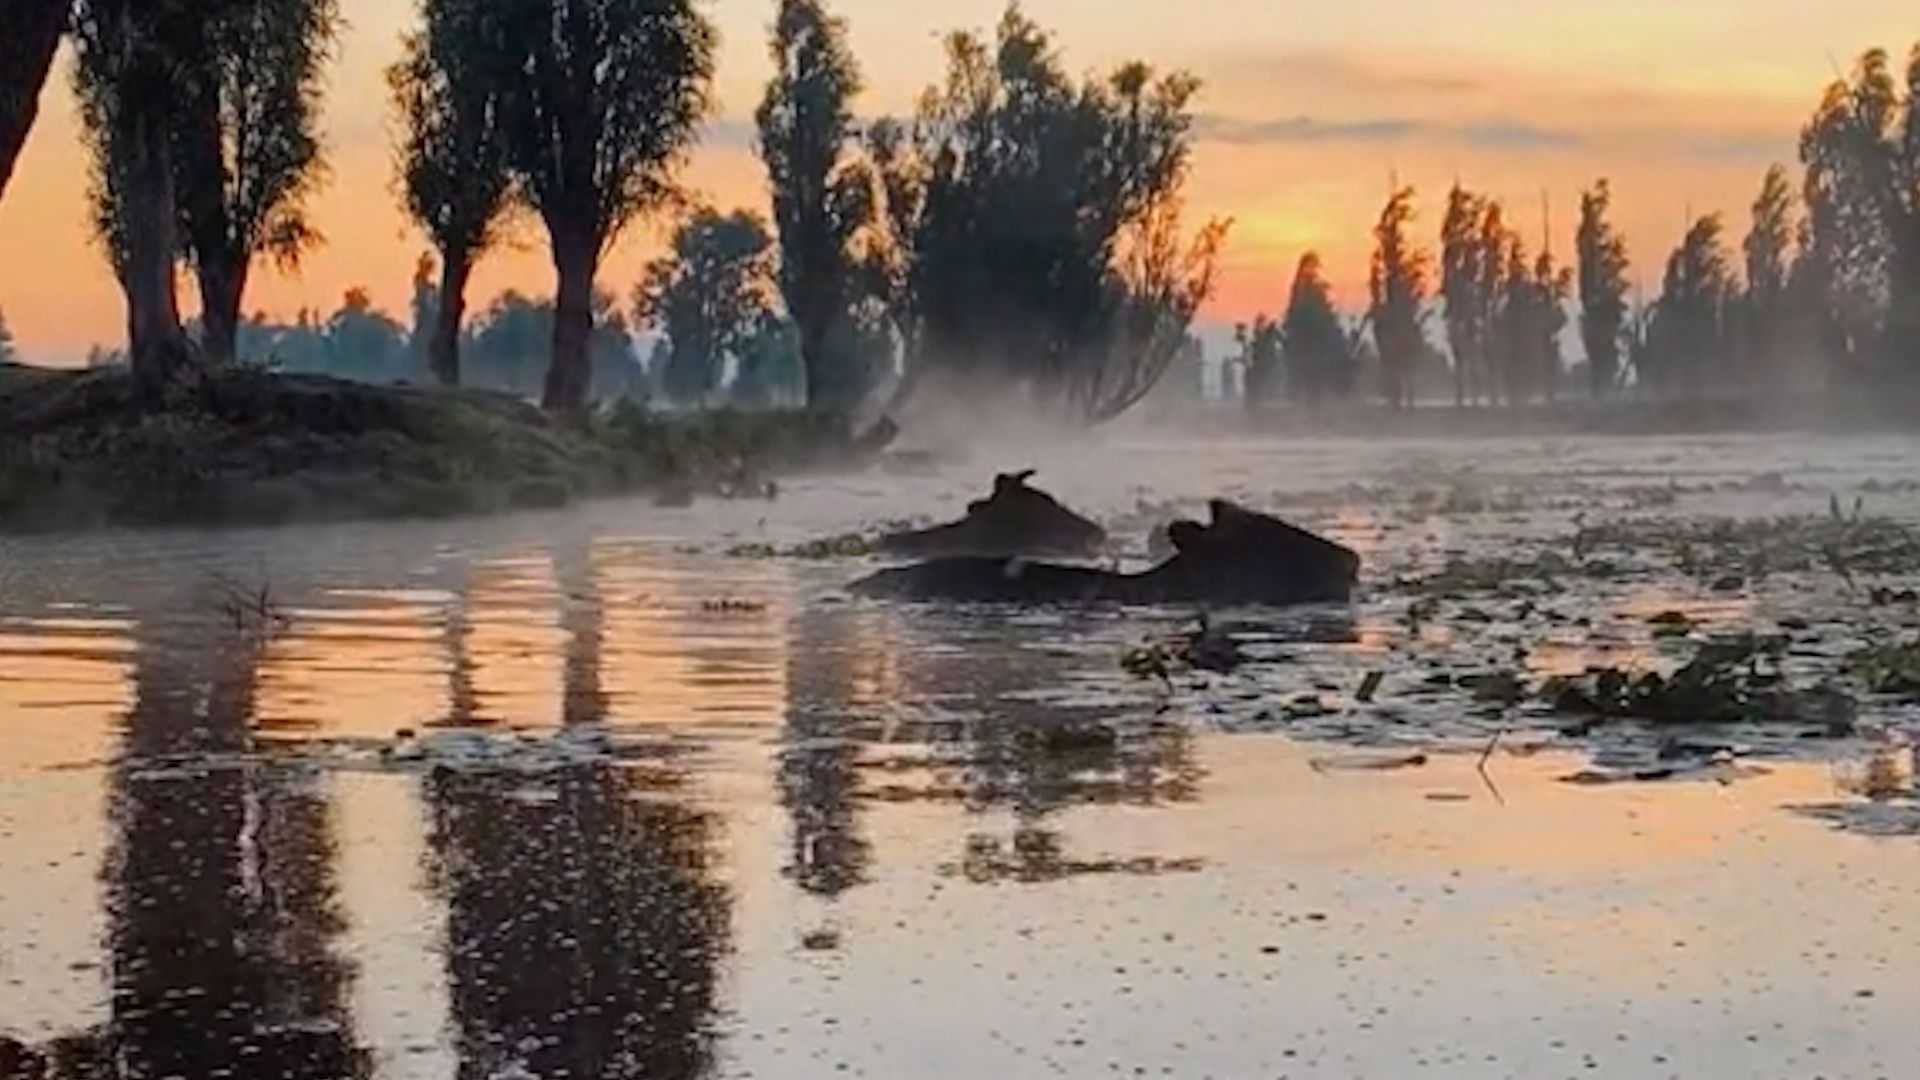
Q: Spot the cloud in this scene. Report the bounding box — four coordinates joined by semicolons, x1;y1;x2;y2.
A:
1215;50;1488;102
1195;113;1581;150
1194;113;1792;161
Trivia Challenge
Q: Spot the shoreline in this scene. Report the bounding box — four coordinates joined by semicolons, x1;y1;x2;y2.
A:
0;363;884;536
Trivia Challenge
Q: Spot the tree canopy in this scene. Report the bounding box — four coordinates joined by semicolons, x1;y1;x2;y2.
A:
756;0;882;412
389;0;514;386
492;0;717;414
870;8;1225;422
1576;180;1631;398
1369;186;1431;408
0;0;70;202
176;0;341;363
1799;47;1920;380
635;208;779;406
1640;214;1736;396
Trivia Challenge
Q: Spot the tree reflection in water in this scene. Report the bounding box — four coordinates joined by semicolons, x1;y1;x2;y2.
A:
101;613;366;1078
423;542;730;1080
779;604;882;899
778;608;1219;892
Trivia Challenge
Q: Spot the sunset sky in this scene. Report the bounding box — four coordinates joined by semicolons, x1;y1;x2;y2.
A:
0;0;1910;364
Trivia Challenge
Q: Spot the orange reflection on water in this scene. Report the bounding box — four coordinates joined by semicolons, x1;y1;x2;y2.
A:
0;618;133;764
254;591;450;740
593;544;791;732
0;617;124;1039
463;555;566;728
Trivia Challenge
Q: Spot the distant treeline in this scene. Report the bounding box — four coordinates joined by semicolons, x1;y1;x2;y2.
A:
77;261;814;410
1234;48;1920;411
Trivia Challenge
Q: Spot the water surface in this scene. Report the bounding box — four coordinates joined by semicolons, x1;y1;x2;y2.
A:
3;432;1918;1078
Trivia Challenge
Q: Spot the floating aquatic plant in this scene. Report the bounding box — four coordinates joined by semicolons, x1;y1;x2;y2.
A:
1543;634;1856;731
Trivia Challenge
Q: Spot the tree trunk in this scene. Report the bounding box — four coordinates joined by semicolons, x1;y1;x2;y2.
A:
195;254;247;365
0;0;68;204
542;237;596;415
431;251;472;387
800;313;831;412
123;103;190;395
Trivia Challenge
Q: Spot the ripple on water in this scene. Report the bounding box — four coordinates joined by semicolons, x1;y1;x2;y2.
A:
2;433;1920;1075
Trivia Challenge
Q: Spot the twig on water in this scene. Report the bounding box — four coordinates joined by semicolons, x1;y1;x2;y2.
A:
1477;722;1508;806
209;571;290;637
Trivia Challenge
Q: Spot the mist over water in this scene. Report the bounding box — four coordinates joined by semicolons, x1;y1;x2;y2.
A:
4;429;1920;1077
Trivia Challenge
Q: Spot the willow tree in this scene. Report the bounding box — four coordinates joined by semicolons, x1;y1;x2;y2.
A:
0;0;69;201
389;0;513;386
872;9;1226;422
757;0;879;412
1576;180;1631;398
176;0;340;363
1369;186;1431;408
494;0;716;416
71;0;214;391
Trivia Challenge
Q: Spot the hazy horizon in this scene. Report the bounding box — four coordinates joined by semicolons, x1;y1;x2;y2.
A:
0;0;1908;365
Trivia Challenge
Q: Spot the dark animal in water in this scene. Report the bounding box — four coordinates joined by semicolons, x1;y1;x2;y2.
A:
856;500;1359;606
878;470;1108;560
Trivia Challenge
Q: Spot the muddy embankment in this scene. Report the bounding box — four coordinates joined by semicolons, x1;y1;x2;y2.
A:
0;363;890;534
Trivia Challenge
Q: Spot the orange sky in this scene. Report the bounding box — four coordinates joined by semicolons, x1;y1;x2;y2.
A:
0;0;1911;364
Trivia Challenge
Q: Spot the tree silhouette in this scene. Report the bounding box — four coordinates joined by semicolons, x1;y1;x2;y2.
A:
757;0;883;413
460;288;639;400
1281;252;1353;403
1441;185;1496;406
425;549;730;1080
0;0;69;202
1644;214;1736;397
1491;232;1530;402
862;116;925;380
635;207;779;406
175;0;340;363
462;290;550;394
1742;165;1797;386
1528;246;1573;402
1368;185;1431;408
491;0;716;416
109;611;368;1078
872;8;1224;422
1094;197;1229;420
1576;179;1631;399
71;0;221;392
730;315;806;407
1236;315;1282;406
390;0;513;387
1799;47;1920;381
